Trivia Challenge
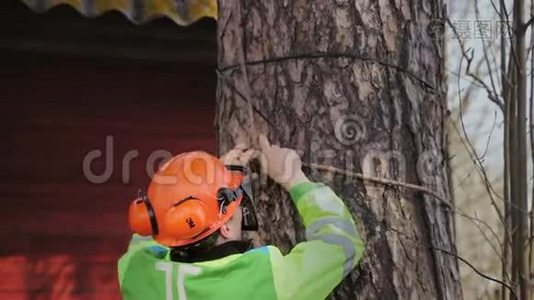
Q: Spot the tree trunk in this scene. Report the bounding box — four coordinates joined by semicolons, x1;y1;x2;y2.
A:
216;1;462;299
510;0;529;298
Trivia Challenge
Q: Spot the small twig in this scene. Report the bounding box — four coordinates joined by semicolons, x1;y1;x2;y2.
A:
480;111;498;161
456;53;507;226
388;226;517;299
445;68;485;88
456;207;504;256
522;15;534;32
308;159;506;256
446;17;505;111
433;247;518;299
302;162;452;209
474;0;502;112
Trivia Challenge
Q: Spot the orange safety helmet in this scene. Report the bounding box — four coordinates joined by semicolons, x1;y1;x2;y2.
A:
128;151;257;248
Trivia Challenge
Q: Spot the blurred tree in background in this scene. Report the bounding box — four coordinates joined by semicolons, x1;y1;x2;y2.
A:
447;0;531;299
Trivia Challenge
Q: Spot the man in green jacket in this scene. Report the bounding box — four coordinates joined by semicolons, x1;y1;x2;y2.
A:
118;135;365;300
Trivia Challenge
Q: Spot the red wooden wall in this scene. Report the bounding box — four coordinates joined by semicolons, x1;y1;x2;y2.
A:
0;51;216;299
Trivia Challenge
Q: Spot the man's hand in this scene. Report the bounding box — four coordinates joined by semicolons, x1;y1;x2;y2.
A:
220;144;257;167
258;134;309;190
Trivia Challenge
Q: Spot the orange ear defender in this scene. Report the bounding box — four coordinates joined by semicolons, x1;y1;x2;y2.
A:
164;197;211;240
129;187;244;241
128;191;159;236
127;151;257;248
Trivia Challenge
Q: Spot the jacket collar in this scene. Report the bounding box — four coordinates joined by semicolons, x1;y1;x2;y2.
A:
170;240;253;263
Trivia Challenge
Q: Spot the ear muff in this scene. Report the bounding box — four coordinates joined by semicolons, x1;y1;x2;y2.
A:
128;191;159;236
128;197;159;236
164;198;210;240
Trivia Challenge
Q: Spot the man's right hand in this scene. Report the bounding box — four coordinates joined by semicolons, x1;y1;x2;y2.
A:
258;134;309;190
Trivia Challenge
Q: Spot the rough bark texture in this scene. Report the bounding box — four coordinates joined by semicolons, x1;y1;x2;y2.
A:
216;1;462;299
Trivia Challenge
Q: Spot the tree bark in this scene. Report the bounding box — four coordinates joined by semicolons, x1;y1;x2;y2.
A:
510;0;529;298
216;1;462;299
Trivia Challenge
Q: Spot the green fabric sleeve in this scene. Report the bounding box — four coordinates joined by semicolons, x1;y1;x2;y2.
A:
288;181;323;205
269;181;365;300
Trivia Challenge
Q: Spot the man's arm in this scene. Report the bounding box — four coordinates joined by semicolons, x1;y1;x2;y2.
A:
267;181;365;300
259;135;365;300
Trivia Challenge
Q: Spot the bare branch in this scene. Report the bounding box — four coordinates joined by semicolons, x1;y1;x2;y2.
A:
475;0;503;111
447;16;505;111
303;163;453;208
388;226;518;299
434;247;519;299
480;111;499;161
455;54;507;226
522;15;534;32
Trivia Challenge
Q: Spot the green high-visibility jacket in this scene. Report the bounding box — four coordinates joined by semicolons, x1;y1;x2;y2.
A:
118;181;365;300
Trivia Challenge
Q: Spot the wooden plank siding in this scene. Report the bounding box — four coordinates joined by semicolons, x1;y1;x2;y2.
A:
0;51;216;299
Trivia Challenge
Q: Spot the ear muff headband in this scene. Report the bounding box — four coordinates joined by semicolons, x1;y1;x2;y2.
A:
140;192;159;235
225;165;245;172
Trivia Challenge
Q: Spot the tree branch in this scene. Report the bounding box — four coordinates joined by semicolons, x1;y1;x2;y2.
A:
522;15;534;32
388;226;518;299
433;247;519;300
446;17;505;111
303;162;452;208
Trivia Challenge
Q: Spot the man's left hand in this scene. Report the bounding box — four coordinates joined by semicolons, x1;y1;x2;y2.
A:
220;144;258;167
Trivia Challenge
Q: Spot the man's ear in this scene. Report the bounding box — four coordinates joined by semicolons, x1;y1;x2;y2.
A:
219;223;231;239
